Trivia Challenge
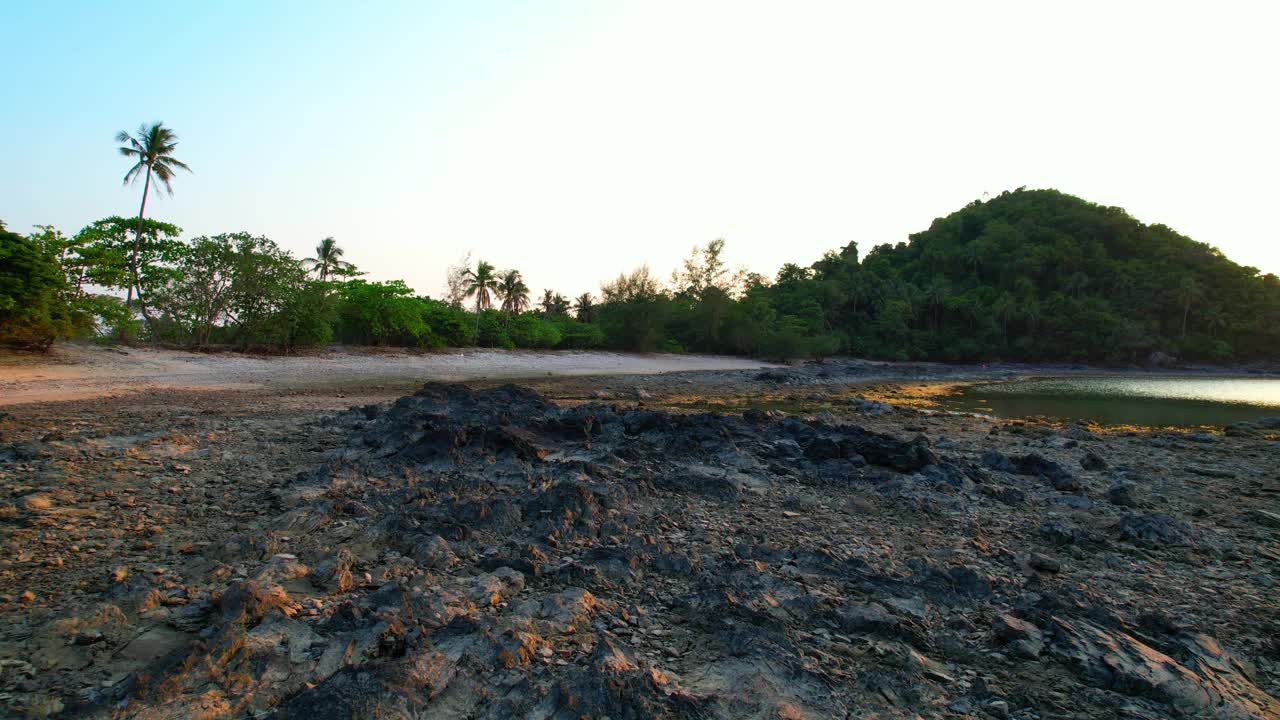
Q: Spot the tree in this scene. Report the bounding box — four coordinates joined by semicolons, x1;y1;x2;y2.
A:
0;222;73;349
923;276;949;332
443;252;473;308
497;270;530;315
117;122;191;340
598;266;668;351
673;238;740;297
74;216;184;290
1202;304;1228;338
1175;276;1202;339
461;260;499;345
574;293;595;323
303;237;355;280
539;289;570;317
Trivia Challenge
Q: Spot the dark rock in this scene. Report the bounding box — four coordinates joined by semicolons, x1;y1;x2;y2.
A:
1048;616;1279;717
980;484;1025;506
1224;422;1261;438
991;613;1043;658
1048;494;1092;509
1116;513;1194;547
983;450;1076;488
1080;452;1108;471
1040;520;1091;546
1107;482;1142;508
1246;509;1280;529
1028;553;1061;574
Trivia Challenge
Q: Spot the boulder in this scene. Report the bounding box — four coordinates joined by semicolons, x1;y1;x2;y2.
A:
1080;452;1108;471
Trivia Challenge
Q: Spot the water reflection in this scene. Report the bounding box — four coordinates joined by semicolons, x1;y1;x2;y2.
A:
939;376;1280;427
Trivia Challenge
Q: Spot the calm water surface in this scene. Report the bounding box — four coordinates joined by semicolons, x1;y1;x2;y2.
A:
939;376;1280;427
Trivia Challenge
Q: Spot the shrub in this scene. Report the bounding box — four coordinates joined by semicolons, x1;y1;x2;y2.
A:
508;314;561;349
0;224;73;350
476;310;513;349
554;318;605;349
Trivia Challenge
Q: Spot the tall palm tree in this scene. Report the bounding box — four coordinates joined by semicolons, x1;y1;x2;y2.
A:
1202;304;1228;339
461;260;498;345
923;277;949;332
117;122;191;340
574;293;595;323
498;270;530;315
303;236;352;280
1176;276;1203;339
540;289;570;316
993;291;1016;344
962;242;984;278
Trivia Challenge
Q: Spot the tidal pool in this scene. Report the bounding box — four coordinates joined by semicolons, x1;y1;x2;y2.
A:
938;376;1280;427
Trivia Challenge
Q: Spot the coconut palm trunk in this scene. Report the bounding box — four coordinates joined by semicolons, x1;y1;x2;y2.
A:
127;166;160;342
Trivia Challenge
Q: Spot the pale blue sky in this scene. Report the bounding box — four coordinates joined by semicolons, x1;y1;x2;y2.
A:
4;1;1278;298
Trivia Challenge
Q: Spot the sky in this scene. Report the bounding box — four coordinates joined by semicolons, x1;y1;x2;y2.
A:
3;1;1278;299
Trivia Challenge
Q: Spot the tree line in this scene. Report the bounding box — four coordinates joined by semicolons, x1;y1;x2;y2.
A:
3;123;1278;362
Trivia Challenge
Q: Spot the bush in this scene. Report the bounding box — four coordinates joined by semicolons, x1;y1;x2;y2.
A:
419;300;474;348
334;279;426;346
554;318;606;349
508;314;561;349
476;310;513;349
0;224;73;350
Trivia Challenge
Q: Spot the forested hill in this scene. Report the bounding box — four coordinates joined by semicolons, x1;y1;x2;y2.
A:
758;188;1280;362
4;188;1277;363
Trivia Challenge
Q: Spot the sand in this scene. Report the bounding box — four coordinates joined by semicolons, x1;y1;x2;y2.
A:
0;343;776;406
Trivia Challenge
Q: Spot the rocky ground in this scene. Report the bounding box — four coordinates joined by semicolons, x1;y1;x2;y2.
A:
1;360;1278;719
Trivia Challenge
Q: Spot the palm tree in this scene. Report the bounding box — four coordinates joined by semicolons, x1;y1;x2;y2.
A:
117;122;191;340
1176;276;1203;339
1202;304;1228;339
540;289;570;317
498;270;530;316
993;291;1015;344
303;236;352;280
923;277;949;332
1064;271;1090;299
1021;299;1042;335
461;260;498;345
574;293;595;323
962;242;985;278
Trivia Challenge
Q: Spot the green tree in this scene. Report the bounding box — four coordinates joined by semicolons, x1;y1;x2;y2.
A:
539;289;571;317
461;260;498;345
117;122;191;339
302;236;355;280
1175;276;1202;339
498;270;530;315
573;293;595;323
0;222;73;349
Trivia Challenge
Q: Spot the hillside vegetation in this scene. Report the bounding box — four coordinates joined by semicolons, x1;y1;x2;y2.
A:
753;188;1280;362
3;189;1278;363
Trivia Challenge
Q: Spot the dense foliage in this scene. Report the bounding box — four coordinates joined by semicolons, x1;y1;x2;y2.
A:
3;188;1277;362
766;188;1280;362
587;190;1280;362
0;222;80;349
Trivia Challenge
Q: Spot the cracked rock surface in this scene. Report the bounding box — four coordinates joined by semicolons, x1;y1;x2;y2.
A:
2;372;1278;719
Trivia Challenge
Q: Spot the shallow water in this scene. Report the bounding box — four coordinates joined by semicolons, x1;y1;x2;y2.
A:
939;376;1280;427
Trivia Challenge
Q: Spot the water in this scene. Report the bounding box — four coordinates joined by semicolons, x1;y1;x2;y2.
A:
938;376;1280;427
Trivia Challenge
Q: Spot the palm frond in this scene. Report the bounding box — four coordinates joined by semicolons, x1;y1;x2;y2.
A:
159;156;192;173
122;162;144;185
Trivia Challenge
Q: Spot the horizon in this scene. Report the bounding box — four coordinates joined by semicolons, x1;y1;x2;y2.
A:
4;1;1279;299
